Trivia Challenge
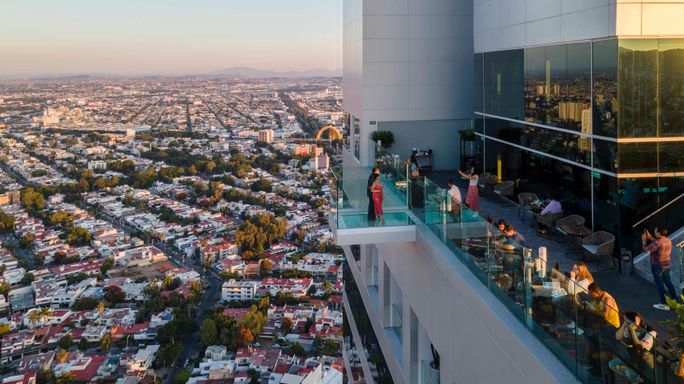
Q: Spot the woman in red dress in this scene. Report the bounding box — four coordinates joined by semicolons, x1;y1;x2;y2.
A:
371;174;384;224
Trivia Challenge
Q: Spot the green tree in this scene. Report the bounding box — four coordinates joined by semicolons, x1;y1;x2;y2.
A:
156;341;183;367
281;317;293;335
19;272;35;285
20;187;45;210
259;259;272;276
0;323;11;337
289;342;306;357
0;281;10;299
100;258;114;275
104;285;126;305
200;318;218;346
100;333;112;352
78;177;90;192
175;370;191;384
59;335;73;350
19;234;35;249
55;372;76;384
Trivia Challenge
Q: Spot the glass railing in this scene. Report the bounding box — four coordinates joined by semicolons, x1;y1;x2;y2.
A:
425;193;684;383
361;148;684;383
329;166;413;230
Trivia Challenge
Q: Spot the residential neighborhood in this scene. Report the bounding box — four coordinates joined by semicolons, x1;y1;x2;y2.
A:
0;76;345;384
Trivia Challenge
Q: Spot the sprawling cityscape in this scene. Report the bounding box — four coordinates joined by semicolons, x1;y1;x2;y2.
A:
4;1;684;384
0;77;347;384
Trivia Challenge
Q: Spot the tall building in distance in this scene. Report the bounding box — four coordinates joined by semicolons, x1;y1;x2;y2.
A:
340;1;684;384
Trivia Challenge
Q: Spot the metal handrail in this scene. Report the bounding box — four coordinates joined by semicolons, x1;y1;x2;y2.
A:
631;191;684;229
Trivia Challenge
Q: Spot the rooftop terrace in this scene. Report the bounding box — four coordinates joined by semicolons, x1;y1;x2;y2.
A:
333;147;684;384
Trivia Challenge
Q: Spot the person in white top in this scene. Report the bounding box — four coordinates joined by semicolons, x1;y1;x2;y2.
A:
551;262;594;303
447;179;462;220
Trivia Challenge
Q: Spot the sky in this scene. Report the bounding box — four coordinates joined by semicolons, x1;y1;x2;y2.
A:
0;0;342;76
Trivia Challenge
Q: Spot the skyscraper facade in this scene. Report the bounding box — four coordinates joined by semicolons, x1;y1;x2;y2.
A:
341;1;684;384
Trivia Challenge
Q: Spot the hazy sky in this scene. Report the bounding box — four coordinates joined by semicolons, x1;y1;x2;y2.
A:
0;0;342;75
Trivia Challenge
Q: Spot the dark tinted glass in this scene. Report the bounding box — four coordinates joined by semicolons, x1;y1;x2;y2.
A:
475;53;484;113
618;143;657;173
592;39;618;137
592;139;617;174
660;142;684;173
483;49;524;119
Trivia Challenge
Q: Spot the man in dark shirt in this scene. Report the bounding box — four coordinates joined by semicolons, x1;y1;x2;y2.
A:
368;168;380;221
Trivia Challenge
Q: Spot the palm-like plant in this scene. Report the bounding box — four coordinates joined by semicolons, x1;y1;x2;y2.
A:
27;309;44;325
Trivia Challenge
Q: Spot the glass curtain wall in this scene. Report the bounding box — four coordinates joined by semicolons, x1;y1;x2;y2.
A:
475;38;684;254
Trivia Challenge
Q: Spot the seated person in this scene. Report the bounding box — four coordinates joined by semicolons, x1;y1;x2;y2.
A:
609;311;656;383
551;262;594;302
504;225;527;248
536;195;563;234
496;219;507;232
581;282;620;328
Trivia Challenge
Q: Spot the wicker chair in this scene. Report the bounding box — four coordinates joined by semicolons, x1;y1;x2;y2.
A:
535;211;564;231
517;192;538;222
478;174;498;195
493;180;515;204
556;215;586;237
477;173;491;191
582;231;615;263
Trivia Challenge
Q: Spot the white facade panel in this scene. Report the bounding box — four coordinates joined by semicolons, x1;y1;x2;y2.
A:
363;62;409;87
364;39;410;63
363;15;410;39
474;0;618;52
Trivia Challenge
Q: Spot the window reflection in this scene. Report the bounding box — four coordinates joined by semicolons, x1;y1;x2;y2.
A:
658;39;684;137
618;39;657;138
593;39;618;137
593;139;617;173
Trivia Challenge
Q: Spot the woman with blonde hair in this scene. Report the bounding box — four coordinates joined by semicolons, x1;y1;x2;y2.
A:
552;262;594;300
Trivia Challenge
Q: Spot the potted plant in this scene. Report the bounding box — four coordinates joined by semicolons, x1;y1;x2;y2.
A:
665;295;684;377
459;128;475;141
371;131;395;149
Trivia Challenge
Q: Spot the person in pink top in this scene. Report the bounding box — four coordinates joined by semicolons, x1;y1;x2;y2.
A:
458;168;479;212
371;173;384;224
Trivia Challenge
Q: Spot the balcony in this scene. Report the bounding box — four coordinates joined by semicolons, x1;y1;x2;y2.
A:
339;144;684;384
330;161;415;246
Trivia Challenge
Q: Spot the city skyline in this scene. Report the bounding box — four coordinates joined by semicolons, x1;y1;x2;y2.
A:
0;0;342;76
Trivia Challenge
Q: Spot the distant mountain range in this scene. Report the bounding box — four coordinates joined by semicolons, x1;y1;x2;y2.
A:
207;67;339;78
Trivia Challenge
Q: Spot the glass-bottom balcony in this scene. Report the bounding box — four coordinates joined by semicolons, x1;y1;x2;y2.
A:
330;162;416;245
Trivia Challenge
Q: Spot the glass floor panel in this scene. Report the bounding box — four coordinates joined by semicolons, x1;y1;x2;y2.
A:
338;211;414;229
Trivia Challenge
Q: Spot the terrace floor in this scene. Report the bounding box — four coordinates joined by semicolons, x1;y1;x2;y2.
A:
427;170;677;337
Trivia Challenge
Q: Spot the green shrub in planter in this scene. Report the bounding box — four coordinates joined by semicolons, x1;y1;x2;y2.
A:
371;131;395;148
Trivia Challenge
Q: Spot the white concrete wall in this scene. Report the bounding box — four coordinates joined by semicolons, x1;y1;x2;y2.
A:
345;0;474;166
474;0;616;52
616;1;684;36
348;225;580;384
